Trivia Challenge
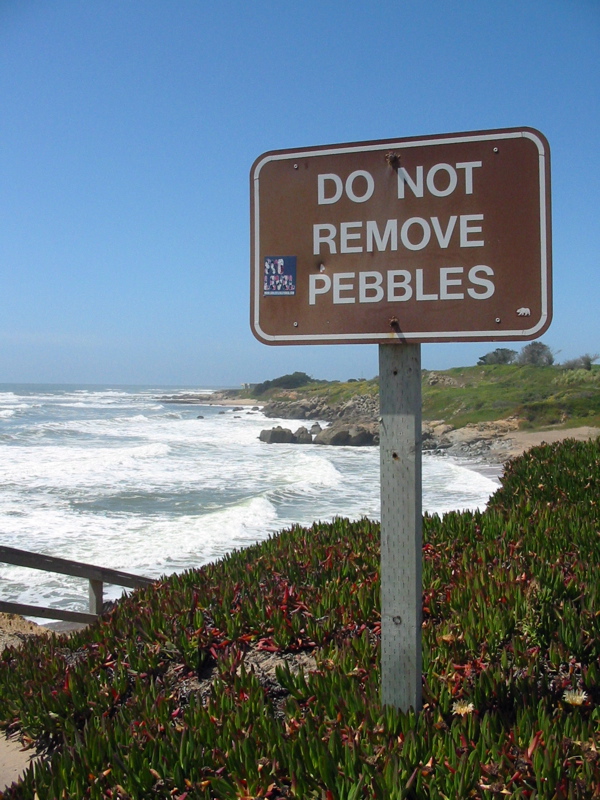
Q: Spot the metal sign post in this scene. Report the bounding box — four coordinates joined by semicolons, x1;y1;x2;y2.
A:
379;343;422;710
250;127;551;712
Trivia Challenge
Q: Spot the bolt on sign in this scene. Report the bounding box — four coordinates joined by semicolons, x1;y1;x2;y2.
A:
250;127;551;345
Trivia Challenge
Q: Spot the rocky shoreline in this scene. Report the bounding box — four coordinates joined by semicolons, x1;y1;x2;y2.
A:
257;416;523;460
159;390;530;462
257;392;527;460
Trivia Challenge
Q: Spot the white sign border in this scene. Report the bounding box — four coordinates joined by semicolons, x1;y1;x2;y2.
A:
252;129;550;344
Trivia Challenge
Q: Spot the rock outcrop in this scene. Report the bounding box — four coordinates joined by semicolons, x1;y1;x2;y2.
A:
261;394;378;424
259;392;380;447
314;421;379;446
259;421;378;447
294;426;313;444
258;426;296;444
259;416;520;456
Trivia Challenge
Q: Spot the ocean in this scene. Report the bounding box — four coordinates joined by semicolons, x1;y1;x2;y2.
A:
0;385;500;617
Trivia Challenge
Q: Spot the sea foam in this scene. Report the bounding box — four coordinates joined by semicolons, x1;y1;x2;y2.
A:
0;386;499;617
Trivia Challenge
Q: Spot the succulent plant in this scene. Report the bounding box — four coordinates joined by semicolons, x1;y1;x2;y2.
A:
1;437;599;798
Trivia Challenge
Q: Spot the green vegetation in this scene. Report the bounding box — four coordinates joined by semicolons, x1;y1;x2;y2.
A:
516;342;555;367
251;372;317;396
243;363;600;430
561;354;599;372
293;377;379;405
477;347;517;366
422;364;600;428
1;437;600;797
242;375;380;405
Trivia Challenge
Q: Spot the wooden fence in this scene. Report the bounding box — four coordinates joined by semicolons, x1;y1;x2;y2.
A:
0;545;153;624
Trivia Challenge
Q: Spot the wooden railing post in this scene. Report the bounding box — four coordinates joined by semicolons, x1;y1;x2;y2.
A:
89;579;104;616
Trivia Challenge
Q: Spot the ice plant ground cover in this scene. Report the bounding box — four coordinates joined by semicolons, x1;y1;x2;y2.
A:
1;438;600;798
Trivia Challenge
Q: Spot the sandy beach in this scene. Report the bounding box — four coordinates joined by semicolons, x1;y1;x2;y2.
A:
494;425;600;460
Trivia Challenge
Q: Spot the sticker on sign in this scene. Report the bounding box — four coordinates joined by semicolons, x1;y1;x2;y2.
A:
250;127;551;345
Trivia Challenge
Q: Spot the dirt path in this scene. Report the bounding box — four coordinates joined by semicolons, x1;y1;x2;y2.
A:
0;614;51;791
495;425;600;460
0;736;39;794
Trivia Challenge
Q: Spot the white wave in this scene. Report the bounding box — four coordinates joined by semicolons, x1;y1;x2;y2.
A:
423;455;499;514
56;402;149;411
0;386;500;620
0;495;280;611
285;450;343;488
128;443;171;459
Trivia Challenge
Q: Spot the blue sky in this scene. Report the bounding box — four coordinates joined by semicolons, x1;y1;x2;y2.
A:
1;0;598;386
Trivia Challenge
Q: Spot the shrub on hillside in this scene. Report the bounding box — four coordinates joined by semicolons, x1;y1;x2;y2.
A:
253;371;315;395
517;341;554;366
561;353;599;371
477;347;517;365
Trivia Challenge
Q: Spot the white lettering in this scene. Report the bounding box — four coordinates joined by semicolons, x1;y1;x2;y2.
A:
345;170;375;203
317;174;343;205
467;265;495;299
366;219;398;252
460;214;485;247
333;272;355;304
309;274;331;305
388;270;412;301
416;269;438;301
313;224;337;255
314;213;485;255
340;222;363;253
456;161;482;194
398;161;483;198
440;267;464;299
397;166;424;198
359;271;384;303
401;217;431;251
426;163;457;197
307;266;495;305
431;216;457;248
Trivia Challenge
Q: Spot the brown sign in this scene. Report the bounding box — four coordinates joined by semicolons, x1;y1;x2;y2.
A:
250;127;551;345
